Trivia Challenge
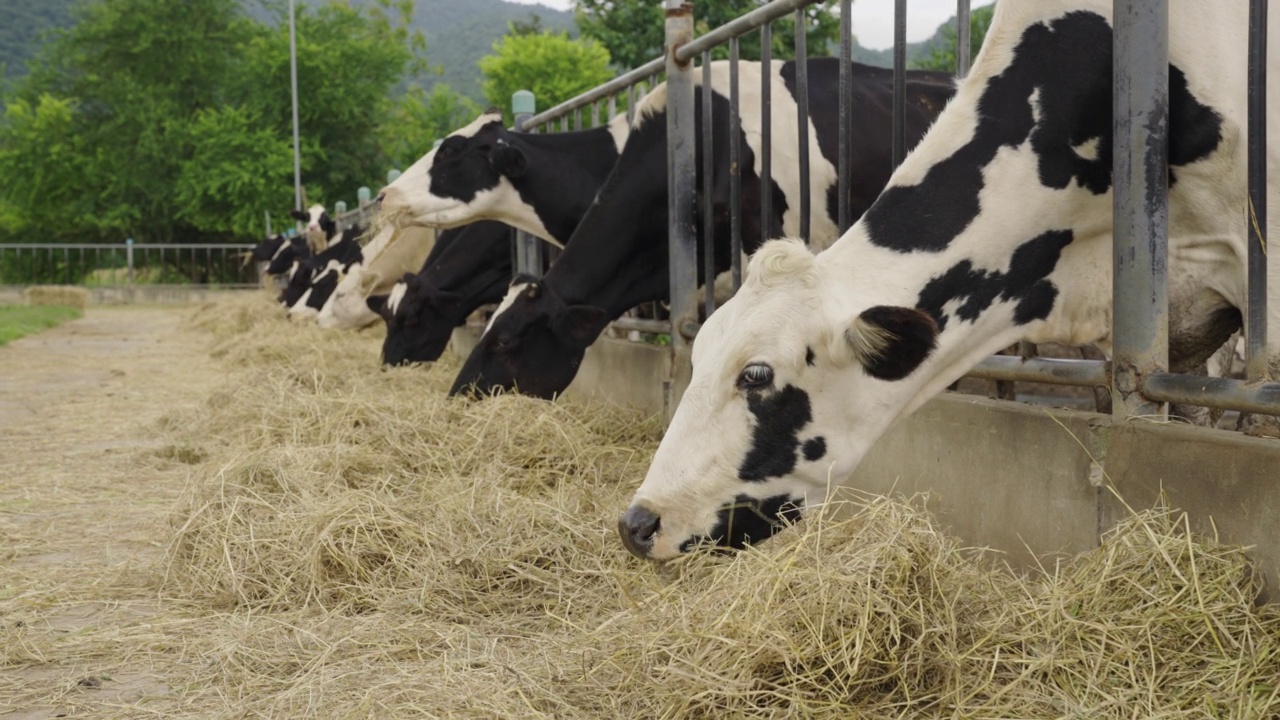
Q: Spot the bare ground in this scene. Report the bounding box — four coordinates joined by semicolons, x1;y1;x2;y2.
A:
0;306;231;718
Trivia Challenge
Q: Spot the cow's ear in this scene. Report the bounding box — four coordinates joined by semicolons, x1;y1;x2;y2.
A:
831;306;938;380
320;213;336;235
489;145;527;179
358;270;381;295
366;294;389;316
552;305;610;345
289;209;309;222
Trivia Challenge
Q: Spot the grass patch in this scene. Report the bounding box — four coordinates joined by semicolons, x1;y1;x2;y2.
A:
0;304;82;345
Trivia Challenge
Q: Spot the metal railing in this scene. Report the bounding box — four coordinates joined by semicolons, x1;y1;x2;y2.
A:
501;0;1277;421
0;242;259;288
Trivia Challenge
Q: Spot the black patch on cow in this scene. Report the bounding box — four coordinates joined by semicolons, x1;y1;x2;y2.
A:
917;230;1074;332
738;385;812;482
805;346;815;366
802;437;826;462
700;493;804;550
864;11;1222;254
855;306;940;381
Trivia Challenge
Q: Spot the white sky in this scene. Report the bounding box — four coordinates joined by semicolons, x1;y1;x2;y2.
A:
504;0;996;50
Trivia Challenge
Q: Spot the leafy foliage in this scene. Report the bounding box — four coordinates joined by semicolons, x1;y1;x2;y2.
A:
0;0;422;244
574;0;839;71
910;4;996;72
479;31;614;125
380;84;480;171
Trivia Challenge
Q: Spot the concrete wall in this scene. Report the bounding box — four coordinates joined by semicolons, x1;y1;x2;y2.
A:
493;331;1280;602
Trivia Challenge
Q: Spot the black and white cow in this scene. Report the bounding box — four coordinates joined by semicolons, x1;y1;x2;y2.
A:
291;204;337;254
377;109;630;246
282;225;364;316
250;233;287;263
372;220;519;366
374;112;636;363
620;1;1280;560
448;60;955;399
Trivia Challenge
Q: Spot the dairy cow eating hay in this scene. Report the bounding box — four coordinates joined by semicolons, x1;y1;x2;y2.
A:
620;1;1280;560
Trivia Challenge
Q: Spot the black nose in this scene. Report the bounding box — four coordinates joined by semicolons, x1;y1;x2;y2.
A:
618;505;661;558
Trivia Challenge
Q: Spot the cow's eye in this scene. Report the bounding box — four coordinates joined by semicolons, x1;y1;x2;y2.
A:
737;363;773;391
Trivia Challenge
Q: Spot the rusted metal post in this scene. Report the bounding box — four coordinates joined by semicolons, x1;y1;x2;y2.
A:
665;0;697;346
1247;0;1269;382
1112;0;1169;419
513;90;544;278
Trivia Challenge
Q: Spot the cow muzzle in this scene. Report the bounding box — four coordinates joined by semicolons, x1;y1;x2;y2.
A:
618;504;661;559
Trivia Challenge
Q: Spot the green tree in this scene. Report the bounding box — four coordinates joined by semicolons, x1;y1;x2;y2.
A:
574;0;839;71
910;5;996;72
0;0;424;244
479;32;613;125
380;84;480;170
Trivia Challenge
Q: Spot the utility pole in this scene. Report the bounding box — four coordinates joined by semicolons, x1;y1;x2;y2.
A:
289;0;303;219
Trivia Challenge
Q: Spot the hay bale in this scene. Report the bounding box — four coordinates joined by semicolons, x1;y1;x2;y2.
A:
25;284;88;310
147;293;1280;718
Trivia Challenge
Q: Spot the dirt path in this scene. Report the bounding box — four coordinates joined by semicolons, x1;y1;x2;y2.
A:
0;307;230;718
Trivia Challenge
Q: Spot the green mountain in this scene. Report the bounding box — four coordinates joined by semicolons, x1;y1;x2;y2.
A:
0;0;76;82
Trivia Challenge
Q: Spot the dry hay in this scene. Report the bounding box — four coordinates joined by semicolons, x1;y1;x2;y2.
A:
6;292;1273;717
25;284;89;310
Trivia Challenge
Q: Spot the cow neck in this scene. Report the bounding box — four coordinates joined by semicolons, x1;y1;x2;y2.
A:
507;128;621;244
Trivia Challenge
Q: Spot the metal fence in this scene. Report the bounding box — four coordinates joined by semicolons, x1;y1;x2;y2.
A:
509;0;1280;422
0;242;259;288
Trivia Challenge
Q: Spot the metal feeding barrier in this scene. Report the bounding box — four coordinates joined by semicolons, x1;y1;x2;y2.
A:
506;0;1277;421
0;242;259;288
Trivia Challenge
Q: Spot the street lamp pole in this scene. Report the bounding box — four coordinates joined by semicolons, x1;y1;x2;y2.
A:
288;0;302;216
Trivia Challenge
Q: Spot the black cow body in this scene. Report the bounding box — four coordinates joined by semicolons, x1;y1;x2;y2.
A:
374;221;520;366
450;60;956;399
377;120;631;365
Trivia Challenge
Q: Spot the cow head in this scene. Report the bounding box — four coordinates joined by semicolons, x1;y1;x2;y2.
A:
320;265;381;329
266;236;310;276
250;234;286;262
378;274;470;366
619;240;939;560
291;204;336;250
377;111;531;230
449;277;609;399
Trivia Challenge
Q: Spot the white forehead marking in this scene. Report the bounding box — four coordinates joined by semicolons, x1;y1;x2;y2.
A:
485;282;531;333
606;112;630;153
387;282;409;315
449;112;504;140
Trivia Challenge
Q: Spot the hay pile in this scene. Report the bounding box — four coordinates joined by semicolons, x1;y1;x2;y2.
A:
25;284;89;310
148;293;1280;718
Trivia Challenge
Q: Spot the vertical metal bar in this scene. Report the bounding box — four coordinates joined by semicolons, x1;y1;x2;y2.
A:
627;84;637;123
574;108;582;131
794;8;811;243
561;115;569;132
608;94;617;122
513;96;542;278
956;0;971;78
665;0;697;346
1112;0;1169;418
838;0;852;233
759;22;772;279
63;247;69;284
1247;0;1269;382
893;0;907;168
592;100;600;127
126;238;135;286
702;52;716;321
729;38;743;289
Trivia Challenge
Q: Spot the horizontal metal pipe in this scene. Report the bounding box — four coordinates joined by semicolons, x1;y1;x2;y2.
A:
963;357;1111;388
524;57;666;127
1141;373;1280;416
609;317;673;334
676;0;814;62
